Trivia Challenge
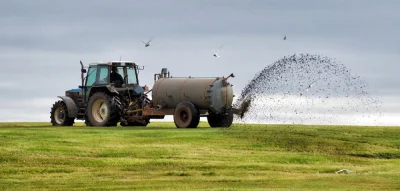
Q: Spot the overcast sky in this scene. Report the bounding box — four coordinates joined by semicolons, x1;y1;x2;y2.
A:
0;0;399;125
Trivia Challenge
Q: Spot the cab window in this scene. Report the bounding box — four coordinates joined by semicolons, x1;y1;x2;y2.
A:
127;66;138;84
86;67;97;86
97;66;109;85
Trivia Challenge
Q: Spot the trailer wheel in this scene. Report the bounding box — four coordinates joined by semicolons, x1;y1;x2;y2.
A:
50;100;75;126
87;92;121;126
207;110;233;128
174;101;200;128
189;108;200;128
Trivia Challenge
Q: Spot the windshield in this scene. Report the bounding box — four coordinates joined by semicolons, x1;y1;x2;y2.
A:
127;66;138;84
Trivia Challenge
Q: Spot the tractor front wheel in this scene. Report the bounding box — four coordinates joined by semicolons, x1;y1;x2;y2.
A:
86;92;121;126
50;101;75;126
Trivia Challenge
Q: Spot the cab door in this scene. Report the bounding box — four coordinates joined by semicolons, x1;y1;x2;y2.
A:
84;66;110;102
84;66;98;102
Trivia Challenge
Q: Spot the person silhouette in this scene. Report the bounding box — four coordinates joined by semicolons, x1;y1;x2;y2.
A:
110;66;124;86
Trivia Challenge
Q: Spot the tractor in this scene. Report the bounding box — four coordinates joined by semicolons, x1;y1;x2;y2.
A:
50;61;238;128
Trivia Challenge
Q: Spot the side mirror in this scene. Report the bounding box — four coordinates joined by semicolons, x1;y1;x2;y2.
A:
81;69;87;73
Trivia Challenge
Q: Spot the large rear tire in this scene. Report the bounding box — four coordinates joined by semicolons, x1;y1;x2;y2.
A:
50;101;75;126
207;110;233;128
173;101;200;128
84;115;92;126
87;92;121;127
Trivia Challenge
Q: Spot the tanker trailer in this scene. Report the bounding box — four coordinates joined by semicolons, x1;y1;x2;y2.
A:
142;68;236;128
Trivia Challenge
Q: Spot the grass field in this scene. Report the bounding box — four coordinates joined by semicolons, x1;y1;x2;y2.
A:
0;122;399;190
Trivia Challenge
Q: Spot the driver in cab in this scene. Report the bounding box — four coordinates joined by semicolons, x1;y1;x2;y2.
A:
110;66;124;87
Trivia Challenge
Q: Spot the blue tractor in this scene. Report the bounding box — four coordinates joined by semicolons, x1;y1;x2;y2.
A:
50;61;152;127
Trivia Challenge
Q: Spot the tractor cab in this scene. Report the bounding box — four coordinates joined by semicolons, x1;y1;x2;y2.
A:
85;61;139;88
80;61;146;103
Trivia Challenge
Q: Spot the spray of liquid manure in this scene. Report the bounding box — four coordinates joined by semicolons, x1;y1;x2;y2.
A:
233;53;382;125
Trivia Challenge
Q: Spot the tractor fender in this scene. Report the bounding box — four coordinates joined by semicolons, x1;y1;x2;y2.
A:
57;96;78;118
90;86;118;96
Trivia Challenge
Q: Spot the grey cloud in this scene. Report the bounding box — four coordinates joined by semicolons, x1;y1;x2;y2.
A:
1;0;399;53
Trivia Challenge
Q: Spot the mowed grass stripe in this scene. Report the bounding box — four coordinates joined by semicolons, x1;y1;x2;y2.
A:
0;122;399;190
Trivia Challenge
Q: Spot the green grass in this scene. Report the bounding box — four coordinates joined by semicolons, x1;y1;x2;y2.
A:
0;122;399;190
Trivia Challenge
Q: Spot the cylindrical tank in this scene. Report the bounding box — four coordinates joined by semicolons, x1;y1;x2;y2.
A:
152;77;233;114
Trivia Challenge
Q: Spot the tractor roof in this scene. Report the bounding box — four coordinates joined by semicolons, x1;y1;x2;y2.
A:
89;61;136;67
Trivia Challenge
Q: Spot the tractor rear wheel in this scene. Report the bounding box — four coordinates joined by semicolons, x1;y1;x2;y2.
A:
86;92;121;126
50;101;75;126
173;101;200;128
207;110;233;128
84;115;92;126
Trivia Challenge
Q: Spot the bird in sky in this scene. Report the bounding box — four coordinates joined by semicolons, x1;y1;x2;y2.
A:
142;37;153;47
213;45;224;57
283;35;287;40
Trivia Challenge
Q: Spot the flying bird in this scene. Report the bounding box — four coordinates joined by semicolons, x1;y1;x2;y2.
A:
142;37;153;47
213;45;224;57
283;35;287;40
